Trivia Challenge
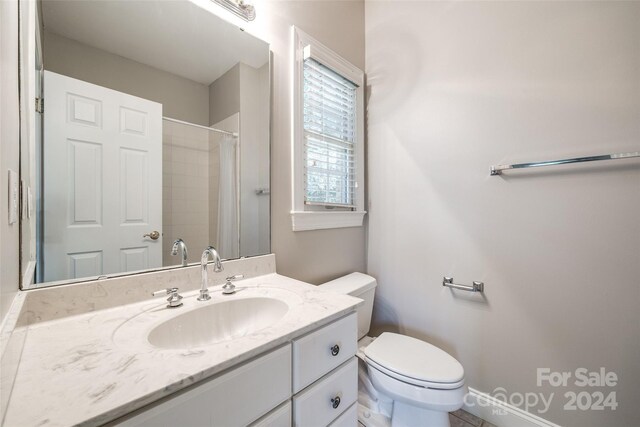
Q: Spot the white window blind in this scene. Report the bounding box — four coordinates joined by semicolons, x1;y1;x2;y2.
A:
303;57;358;208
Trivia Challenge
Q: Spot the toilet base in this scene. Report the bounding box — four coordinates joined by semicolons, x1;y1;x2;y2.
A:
356;335;461;427
391;401;450;427
358;402;391;427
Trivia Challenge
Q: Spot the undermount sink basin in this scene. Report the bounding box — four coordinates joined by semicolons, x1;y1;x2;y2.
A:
147;297;289;349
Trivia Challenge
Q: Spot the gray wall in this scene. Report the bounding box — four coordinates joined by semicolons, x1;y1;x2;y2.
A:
0;0;20;323
208;64;240;126
239;62;270;257
43;31;210;126
365;2;640;426
208;62;270;258
250;0;367;284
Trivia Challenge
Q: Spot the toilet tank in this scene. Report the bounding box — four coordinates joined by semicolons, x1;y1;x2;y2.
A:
320;273;377;340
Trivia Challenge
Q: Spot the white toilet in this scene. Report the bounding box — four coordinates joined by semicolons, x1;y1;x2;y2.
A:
320;273;467;427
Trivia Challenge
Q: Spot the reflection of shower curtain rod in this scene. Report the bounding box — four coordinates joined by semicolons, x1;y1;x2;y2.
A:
162;116;238;137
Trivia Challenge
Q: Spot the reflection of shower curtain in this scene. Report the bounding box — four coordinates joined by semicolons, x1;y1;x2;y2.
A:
217;135;239;259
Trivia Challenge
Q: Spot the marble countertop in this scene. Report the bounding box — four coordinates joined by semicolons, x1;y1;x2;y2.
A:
3;273;361;427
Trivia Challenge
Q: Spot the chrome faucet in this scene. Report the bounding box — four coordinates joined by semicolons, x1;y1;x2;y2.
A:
171;238;188;267
199;246;223;301
152;287;183;308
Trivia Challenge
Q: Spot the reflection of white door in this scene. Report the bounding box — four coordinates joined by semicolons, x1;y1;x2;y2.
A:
43;71;162;282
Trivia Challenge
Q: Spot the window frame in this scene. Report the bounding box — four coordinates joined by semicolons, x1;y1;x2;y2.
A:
290;26;366;231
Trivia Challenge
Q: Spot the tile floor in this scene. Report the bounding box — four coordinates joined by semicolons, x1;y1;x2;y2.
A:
449;409;496;427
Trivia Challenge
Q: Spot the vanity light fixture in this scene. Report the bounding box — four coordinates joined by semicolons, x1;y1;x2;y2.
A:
212;0;256;21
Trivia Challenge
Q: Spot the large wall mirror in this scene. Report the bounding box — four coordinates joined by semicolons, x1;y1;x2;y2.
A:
19;0;270;289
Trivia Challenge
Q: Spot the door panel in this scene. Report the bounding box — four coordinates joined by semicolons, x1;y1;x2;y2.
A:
120;148;148;224
43;71;162;282
120;247;149;273
68;139;102;225
67;251;103;279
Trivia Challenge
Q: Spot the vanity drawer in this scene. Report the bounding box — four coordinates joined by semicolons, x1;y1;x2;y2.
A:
292;358;358;427
114;344;291;427
329;403;357;427
250;401;292;427
292;312;357;392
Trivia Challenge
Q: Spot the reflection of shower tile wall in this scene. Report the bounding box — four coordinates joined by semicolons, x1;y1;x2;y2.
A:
162;122;210;266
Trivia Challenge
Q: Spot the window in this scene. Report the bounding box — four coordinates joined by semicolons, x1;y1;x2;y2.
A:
291;27;366;231
303;58;357;208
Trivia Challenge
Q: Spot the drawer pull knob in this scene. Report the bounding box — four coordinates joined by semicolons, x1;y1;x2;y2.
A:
331;396;341;409
330;344;340;356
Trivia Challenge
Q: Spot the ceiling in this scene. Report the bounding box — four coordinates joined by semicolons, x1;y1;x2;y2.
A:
41;0;269;85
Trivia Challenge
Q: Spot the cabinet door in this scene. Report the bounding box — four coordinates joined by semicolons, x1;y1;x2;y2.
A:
115;345;291;427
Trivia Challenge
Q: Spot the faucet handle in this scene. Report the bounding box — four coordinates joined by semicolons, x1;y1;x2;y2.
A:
152;287;175;297
222;275;243;295
152;287;183;308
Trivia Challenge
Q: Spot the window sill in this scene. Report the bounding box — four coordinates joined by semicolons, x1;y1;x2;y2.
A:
290;210;367;231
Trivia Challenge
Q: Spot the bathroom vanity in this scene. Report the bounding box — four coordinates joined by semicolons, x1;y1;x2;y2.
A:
1;255;362;427
115;313;358;427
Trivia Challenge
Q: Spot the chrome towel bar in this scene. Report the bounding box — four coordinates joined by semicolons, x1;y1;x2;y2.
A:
443;277;484;293
490;151;639;176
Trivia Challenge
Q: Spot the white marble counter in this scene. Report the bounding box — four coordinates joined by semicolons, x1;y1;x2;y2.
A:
2;273;360;427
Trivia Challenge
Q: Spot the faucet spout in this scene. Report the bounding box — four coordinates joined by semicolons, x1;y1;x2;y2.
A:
199;246;223;301
171;239;188;267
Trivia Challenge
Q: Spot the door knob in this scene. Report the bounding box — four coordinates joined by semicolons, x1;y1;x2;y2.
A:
143;231;160;240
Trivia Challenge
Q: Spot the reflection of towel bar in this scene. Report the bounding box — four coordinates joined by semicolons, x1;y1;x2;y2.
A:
443;277;484;293
255;188;270;195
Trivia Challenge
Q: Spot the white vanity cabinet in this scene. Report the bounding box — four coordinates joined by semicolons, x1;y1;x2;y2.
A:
292;313;358;426
292;313;358;392
114;344;292;427
292;358;358;426
250;401;293;427
112;312;358;427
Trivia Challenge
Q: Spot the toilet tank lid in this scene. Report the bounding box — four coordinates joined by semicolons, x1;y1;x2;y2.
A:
320;272;377;296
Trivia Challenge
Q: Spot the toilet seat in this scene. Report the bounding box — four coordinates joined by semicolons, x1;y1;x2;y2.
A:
366;358;465;390
363;333;464;390
367;363;467;413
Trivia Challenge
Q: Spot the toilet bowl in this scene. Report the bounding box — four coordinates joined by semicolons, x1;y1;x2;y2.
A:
320;273;466;427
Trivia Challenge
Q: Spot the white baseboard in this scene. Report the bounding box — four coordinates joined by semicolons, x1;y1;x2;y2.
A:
463;387;561;427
